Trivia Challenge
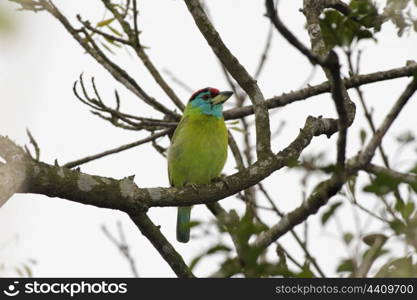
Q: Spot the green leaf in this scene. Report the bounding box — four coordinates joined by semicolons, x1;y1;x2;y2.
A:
107;25;123;37
336;258;355;273
295;264;315;278
363;173;402;196
186;220;201;230
359;128;367;145
343;232;354;245
100;42;115;54
375;256;417;277
217;258;241;277
362;233;388;246
347;175;357;197
22;264;33;277
97;18;115;27
14;267;24;277
389;219;406;234
321;201;343;225
401;201;415;220
396;131;415;145
229;126;247;134
206;245;231;255
409;163;417;175
286;157;300;168
189;244;232;271
395;196;405;212
102;33;122;47
319;5;377;50
349;0;380;30
320;164;338;174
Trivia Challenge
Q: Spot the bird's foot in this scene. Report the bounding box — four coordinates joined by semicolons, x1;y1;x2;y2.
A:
212;174;231;189
185;182;199;194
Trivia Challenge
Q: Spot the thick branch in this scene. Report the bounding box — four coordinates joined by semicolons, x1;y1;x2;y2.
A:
0;112;335;211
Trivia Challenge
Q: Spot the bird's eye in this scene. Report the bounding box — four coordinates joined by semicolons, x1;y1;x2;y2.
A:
201;94;210;100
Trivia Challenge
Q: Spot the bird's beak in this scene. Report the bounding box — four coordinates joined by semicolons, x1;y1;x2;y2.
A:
211;91;233;105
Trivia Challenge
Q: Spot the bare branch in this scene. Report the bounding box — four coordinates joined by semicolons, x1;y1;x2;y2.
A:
224;63;417;120
325;52;349;168
301;0;355;169
354;235;387;277
254;23;274;80
162;69;194;94
25;129;40;161
184;0;272;160
258;184;326;277
346;51;406;208
102;222;140;277
358;77;417;166
77;16;130;45
265;0;322;65
73;75;176;131
37;0;178;118
101;0;185;111
63;129;172;169
129;212;194;278
254;172;347;249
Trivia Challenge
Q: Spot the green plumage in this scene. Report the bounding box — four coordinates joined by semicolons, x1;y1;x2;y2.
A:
168;90;229;243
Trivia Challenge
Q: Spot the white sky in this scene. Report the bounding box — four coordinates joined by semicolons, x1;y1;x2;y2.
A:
0;0;416;277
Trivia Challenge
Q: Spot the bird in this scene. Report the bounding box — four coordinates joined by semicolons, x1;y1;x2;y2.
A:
168;87;233;243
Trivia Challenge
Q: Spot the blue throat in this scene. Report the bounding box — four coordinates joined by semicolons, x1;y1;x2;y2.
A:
191;97;223;119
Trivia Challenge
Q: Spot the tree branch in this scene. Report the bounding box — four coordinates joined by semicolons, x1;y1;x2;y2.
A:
38;0;179;119
102;221;140;277
184;0;272;160
358;76;417;166
254;172;347;249
0;110;337;211
223;62;417;120
100;0;185;111
63;128;173;169
129;212;194;278
364;164;417;186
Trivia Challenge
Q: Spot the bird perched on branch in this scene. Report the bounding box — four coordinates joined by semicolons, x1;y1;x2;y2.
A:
168;87;233;243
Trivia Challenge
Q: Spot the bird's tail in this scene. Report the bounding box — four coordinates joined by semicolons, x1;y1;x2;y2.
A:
176;206;191;243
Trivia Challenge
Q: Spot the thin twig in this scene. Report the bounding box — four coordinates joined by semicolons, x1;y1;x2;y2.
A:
102;222;140;277
358;77;417;166
129;212;194;278
63;129;172;168
258;183;327;277
101;0;185;111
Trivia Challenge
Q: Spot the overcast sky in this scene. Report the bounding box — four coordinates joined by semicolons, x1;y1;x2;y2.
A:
0;0;416;277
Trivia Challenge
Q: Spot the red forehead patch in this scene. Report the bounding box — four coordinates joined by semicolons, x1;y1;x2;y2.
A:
189;87;220;101
209;88;220;96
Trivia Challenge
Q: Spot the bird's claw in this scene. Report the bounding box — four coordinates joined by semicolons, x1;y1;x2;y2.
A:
212;175;231;189
185;182;199;194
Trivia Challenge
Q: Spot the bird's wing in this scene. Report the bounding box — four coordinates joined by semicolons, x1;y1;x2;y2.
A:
167;115;190;187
